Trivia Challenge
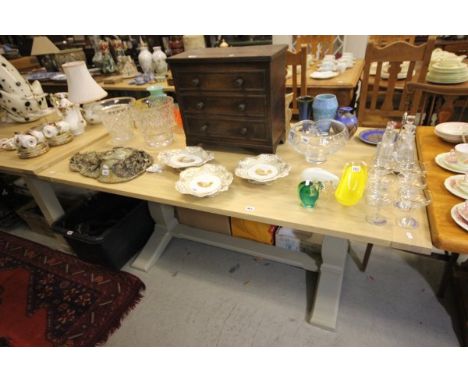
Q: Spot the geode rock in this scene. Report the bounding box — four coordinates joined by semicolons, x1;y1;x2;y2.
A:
69;147;153;183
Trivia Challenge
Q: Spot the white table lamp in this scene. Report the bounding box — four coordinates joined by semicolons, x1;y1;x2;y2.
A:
61;61;107;135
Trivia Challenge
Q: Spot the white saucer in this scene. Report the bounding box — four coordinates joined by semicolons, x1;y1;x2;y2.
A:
310;71;339;79
451;203;468;232
444;175;468;199
435;152;468;174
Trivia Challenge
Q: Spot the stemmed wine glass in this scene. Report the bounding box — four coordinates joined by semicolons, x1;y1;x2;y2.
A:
395;189;431;229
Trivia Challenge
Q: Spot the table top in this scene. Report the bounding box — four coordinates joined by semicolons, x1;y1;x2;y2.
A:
36;127;432;253
416;126;468;254
31;76;175;93
286;59;364;90
0;114;108;176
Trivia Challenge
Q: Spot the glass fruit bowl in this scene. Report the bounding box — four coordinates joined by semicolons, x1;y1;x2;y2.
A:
288;119;349;163
82;97;136;124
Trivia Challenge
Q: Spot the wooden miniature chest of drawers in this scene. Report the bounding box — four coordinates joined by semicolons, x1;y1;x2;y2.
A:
167;45;287;153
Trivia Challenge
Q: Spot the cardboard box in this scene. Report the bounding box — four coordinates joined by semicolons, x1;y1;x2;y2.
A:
176;207;231;235
231;217;278;245
275;227;323;255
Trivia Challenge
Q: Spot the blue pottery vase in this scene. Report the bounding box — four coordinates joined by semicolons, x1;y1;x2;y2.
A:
312;94;338;122
336;106;358;137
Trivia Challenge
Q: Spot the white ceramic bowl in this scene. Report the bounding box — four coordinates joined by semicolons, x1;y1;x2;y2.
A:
435;122;468;143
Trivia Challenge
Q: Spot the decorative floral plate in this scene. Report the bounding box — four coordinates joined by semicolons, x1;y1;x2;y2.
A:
435;152;468;174
235;154;291;183
451;202;468;232
175;164;233;197
158;146;214;169
358;129;384;145
444;175;468;199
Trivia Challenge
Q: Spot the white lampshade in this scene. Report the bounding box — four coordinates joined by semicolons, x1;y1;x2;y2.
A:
62;61;107;104
31;36;60;55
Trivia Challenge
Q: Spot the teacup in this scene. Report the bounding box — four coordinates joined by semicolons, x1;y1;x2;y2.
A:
455;143;468;164
43;124;58;138
457;201;468;221
323;54;335;61
319;62;335;72
458;173;468;193
336;62;347;73
19;134;37;149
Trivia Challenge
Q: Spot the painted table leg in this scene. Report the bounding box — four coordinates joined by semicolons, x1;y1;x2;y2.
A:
23;176;64;224
131;202;177;272
23;176;70;249
309;235;349;331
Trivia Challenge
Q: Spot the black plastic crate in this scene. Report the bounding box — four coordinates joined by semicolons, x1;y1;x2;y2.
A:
52;193;154;270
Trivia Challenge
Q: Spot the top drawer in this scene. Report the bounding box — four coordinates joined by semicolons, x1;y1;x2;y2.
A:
173;70;267;92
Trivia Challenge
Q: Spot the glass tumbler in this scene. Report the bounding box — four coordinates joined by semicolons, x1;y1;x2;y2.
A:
131;96;175;148
100;103;134;144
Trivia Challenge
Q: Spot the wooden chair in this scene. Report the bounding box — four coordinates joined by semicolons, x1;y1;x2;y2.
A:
357;36;436;128
369;35;416;46
294;36;336;58
407;81;468;125
285;44;307;115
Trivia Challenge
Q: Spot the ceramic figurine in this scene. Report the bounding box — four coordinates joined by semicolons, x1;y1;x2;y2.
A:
99;41;116;74
58;97;86;136
152;46;168;81
168;36;184;55
0;54;46;122
90;36;103;68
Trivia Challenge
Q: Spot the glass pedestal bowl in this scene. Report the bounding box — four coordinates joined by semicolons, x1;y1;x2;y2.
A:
288;119;349;164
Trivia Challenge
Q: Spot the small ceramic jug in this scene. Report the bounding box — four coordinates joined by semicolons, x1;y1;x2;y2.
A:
312;94;338;121
335;106;358;137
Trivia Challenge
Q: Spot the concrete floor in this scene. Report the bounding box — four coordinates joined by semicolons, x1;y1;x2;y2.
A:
104;239;460;346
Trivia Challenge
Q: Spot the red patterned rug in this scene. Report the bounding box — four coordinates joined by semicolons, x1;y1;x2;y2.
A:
0;231;145;346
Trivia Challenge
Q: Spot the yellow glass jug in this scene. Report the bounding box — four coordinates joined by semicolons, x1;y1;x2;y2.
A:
334;161;368;206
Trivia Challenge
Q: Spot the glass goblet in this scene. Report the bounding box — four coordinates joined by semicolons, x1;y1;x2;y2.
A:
396;190;431;229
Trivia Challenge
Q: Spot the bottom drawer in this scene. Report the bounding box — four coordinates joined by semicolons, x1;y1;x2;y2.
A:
184;116;268;141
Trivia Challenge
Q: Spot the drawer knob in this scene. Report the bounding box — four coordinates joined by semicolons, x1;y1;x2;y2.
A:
200;124;208;133
192;78;200;87
196;101;205;110
235;77;244;87
240;127;248;136
238;103;246;112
